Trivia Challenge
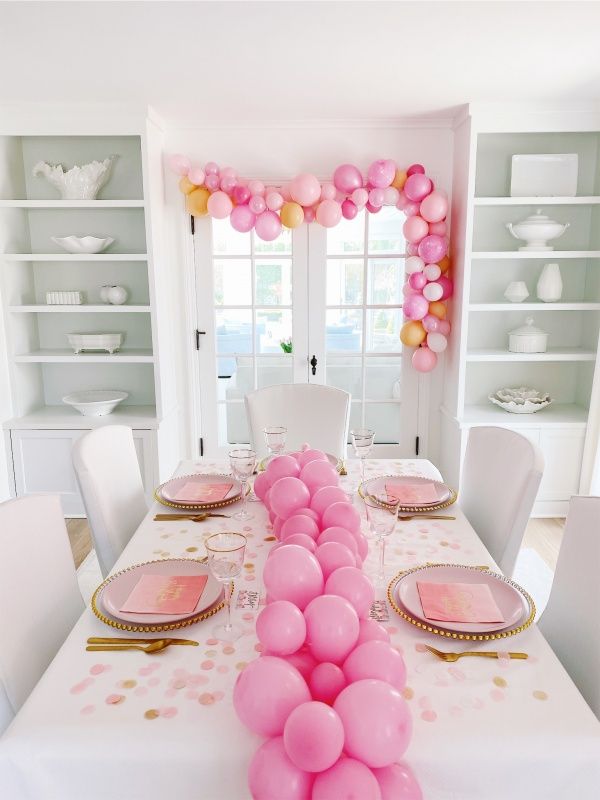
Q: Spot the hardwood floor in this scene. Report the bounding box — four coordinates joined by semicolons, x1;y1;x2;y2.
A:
66;518;93;569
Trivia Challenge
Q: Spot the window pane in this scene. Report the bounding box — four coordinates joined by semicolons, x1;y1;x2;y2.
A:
214;259;252;306
368;206;404;254
256;310;292;353
366;403;400;444
253;227;292;255
218;355;253;396
326;355;363;397
257;355;293;388
326;309;362;352
212;218;251;255
327;211;365;254
255;259;292;306
367;258;404;305
327;259;363;306
365;357;402;400
348;403;363;441
218;403;250;447
366;309;402;352
215;309;253;354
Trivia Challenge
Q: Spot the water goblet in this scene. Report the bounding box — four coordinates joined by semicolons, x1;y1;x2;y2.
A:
229;448;256;521
263;426;287;459
363;491;401;588
205;532;247;642
351;428;375;488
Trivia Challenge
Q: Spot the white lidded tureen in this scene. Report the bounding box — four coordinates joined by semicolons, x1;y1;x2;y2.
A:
506;209;569;251
489;386;552;414
508;317;548;353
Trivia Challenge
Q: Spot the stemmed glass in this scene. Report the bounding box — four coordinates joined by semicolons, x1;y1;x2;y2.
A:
229;448;256;521
351;428;375;488
205;532;247;642
363;491;401;587
263;426;287;459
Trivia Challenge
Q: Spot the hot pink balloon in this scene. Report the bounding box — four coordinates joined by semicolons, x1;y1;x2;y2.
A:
421;314;439;333
408;271;427;291
230;204;256;233
341;199;358;220
351;187;369;208
404;173;433;203
366;201;381;214
233;184;251;205
316;200;342;228
285;533;317;553
168;153;191;176
333;163;363;194
255;210;283;242
187;165;205;185
418;234;447;263
266;191;284;211
406;163;425;176
264;488;272;511
412;345;438;372
310;486;348;517
309;662;347;705
248;179;265;196
334;679;412;767
296;448;327;468
304;594;359;665
321;501;361;534
290;173;321;206
437;275;453;299
356;617;391;646
420;189;448;223
299;460;339;494
233;656;310;736
256;600;307;656
253;471;272;501
263;545;324;610
267;455;301;481
284;701;344;773
303;206;316;223
343;640;407;692
281;647;318;681
368;188;385;208
437;319;451;335
281;514;320;541
273;516;285;539
204;161;219;175
207;191;233;219
269;477;311;520
248;736;314;800
249;195;266;215
313;758;381;800
317;527;359;561
367;159;396;188
315;542;356;580
402;293;429;321
354;532;369;561
372;763;423;800
325;566;374;619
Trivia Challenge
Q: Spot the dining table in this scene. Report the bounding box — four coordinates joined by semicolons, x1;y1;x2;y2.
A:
1;457;600;800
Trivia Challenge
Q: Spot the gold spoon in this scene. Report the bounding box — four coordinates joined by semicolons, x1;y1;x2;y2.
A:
86;640;171;654
87;637;198;646
424;644;528;662
154;512;230;522
398;514;456;521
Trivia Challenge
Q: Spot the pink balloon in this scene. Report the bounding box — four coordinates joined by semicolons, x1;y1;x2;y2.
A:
333;164;363;194
408;271;427;291
285;533;317;553
426;332;447;353
372;763;423;800
317;527;359;561
248;179;265;196
333;679;412;767
428;220;447;236
423;264;441;281
315;542;356;580
299;460;339;495
281;647;318;681
406;163;425;175
412;345;438;372
267;455;301;482
405;242;419;255
418;234;448;263
284;701;344;773
402;293;429;321
205;174;220;191
207;191;233;219
420;189;448;223
384;186;400;206
304;594;359;664
233;656;310;737
313;758;381;800
325;566;374;619
220;166;236;180
220;176;237;194
309;662;347;705
354;531;369;561
273;516;285;539
404;173;433;203
367;159;396;188
204;161;219;175
248;736;314;800
320;182;336;201
421;313;439;333
290;173;321;207
310;486;348;517
249;195;266;214
321;502;361;534
343;640;407;692
356;618;391;646
403;215;429;244
405;255;425;274
294;506;320;524
266;191;284;211
351;187;369;208
257;600;307;656
255;210;282;242
423;282;443;302
437;275;453;299
230;204;256;233
187;166;205;186
368;188;385;208
296;448;327;468
341;199;358;220
303;206;316;223
437;319;451;335
168;153;191;176
366;201;381;214
263;545;324;610
281;514;320;541
233;184;251;205
316;200;342;228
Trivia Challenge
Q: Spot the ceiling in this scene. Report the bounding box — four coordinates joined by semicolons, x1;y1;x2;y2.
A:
1;1;600;125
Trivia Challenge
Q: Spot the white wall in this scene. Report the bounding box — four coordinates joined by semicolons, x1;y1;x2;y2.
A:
163;122;455;465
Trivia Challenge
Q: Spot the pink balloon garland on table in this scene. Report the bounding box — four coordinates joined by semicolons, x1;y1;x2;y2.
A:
169;154;452;372
232;447;422;800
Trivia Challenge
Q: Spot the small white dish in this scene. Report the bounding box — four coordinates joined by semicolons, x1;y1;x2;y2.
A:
51;236;115;254
62;390;128;416
67;333;122;354
489;386;552;414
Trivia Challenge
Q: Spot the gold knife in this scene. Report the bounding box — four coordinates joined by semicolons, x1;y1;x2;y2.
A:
87;637;198;646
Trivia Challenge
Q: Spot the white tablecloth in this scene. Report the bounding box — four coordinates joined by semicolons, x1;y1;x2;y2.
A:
1;459;599;800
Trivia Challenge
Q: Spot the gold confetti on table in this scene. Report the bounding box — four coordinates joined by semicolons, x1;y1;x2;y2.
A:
144;709;159;720
493;676;507;688
533;690;548;701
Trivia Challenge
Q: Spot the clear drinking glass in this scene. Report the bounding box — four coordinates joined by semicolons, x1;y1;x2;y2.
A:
205;532;247;642
351;428;375;487
229;448;256;521
363;491;401;587
263;426;287;458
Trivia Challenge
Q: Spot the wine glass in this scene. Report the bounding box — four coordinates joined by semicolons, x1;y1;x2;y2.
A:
351;428;375;488
363;491;401;587
263;426;287;459
205;532;247;642
229;448;256;521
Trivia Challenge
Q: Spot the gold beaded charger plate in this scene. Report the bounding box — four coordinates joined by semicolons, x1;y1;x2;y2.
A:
258;452;343;474
154;472;246;511
359;474;457;514
92;558;225;632
387;563;535;641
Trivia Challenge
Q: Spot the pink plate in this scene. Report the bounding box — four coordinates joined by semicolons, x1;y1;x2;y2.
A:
396;565;527;633
362;474;451;507
159;473;242;506
101;559;223;625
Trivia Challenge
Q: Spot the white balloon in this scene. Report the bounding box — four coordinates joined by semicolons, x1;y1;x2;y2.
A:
405;255;425;274
383;186;400;205
423;282;444;301
427;332;448;352
423;264;442;281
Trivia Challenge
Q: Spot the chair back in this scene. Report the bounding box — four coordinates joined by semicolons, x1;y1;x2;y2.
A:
72;425;147;577
460;426;544;575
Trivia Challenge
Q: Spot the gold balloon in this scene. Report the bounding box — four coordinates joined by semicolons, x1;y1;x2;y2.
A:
391;169;408;190
428;301;447;320
400;320;427;347
280;201;304;229
438;255;451;274
186;187;210;217
179;176;197;195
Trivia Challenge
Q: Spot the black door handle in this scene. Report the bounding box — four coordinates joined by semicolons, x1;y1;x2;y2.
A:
195;330;206;350
310;355;317;376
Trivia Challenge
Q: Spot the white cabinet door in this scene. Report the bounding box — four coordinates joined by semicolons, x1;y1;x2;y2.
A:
538;429;585;502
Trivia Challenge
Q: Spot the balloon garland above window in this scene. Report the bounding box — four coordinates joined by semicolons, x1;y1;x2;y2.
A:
168;154;452;372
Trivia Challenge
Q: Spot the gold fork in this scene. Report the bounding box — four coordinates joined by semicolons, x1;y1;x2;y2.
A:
398;514;456;521
424;644;528;662
154;512;229;522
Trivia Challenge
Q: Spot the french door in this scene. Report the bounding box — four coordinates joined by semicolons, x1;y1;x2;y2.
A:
193;208;419;457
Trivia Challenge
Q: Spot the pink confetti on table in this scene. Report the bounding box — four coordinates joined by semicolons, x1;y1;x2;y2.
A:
159;706;178;718
70;678;94;695
217;665;229;674
134;687;148;697
105;694;125;705
199;693;215;705
89;664;110;676
490;689;505;702
448;667;466;682
80;705;95;715
421;709;437;722
201;660;214;670
147;677;161;687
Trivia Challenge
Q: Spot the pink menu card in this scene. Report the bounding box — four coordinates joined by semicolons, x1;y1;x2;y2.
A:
120;574;209;615
416;581;505;624
173;482;233;503
386;481;439;505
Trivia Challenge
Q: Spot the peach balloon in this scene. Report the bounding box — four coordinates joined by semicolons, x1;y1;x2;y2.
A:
438;255;451;274
280;201;305;229
185;187;210;216
400;320;426;347
428;300;447;320
178;176;197;195
391;169;408;190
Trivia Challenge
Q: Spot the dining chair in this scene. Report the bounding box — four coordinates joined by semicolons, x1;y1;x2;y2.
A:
460;426;544;576
539;496;600;718
72;425;148;577
244;384;351;460
0;494;83;734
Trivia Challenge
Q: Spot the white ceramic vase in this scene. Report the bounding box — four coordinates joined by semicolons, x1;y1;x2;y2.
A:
504;281;529;303
99;285;111;304
536;263;563;303
107;285;128;305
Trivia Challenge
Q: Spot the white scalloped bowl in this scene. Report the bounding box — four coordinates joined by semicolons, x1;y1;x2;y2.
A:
489;392;552;414
51;235;115;254
62;390;128;417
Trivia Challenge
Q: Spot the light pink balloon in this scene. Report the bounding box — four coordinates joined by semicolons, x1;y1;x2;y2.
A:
188;166;205;185
257;600;307;656
321;502;361;534
367;159;396;188
316;200;342;228
372;763;423;800
384;186;400;206
406;242;419;255
397;192;420;217
418;234;448;264
230;204;256;233
428;220;447;236
320;182;336;201
264;487;272;512
248;179;265;196
408;271;427;291
312;758;381;800
437;319;451;335
269;478;311;520
310;486;348;517
233;184;251;205
356;618;391;646
406;163;425;176
421;314;439;333
317;527;359;561
204;161;219;175
304;594;359;664
303;206;316;223
423;264;442;282
419;189;448;223
343;640;407;692
281;514;320;541
404;173;432;203
220;176;237;194
233;656;310;737
325;566;375;619
290;173;321;206
299;460;339;495
402;293;429;321
334;679;412;767
266;191;284;211
273;516;285;539
423;282;443;302
296;449;327;468
412;345;438;373
294;507;320;524
267;455;301;482
403;215;429;244
341;199;358;220
205;174;220;191
168;153;191;176
263;545;324;610
426;332;448;353
285;533;317;553
405;255;425;274
207;191;233;219
333;163;363;194
248;736;314;800
309;662;347;705
351;188;369;208
315;542;356;580
255;210;283;242
437;275;453;299
220;166;236;180
249;195;266;215
284;701;345;773
368;188;385;208
281;647;318;681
